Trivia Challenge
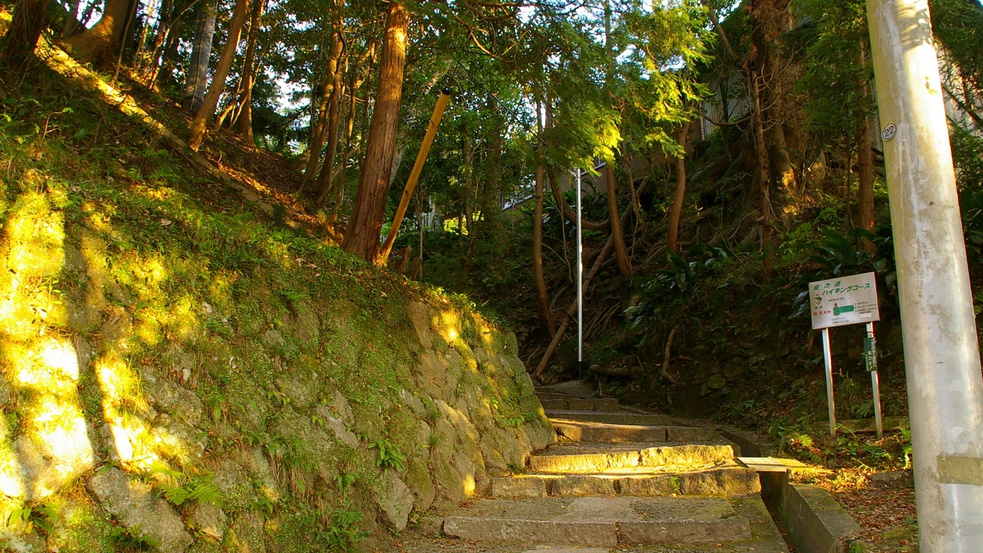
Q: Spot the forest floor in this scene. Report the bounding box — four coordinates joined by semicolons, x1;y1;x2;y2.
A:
809;468;918;552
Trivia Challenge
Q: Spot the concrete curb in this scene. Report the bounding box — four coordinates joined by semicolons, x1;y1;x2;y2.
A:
759;470;863;553
718;426;862;553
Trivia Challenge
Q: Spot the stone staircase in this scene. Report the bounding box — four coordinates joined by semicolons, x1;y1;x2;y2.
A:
432;384;790;552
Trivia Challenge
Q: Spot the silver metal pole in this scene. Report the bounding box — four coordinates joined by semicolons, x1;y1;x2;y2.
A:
576;168;583;380
821;327;837;437
866;1;983;549
866;322;884;439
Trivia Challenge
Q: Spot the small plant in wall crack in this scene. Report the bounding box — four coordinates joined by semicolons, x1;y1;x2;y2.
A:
150;462;224;508
370;438;406;471
319;501;368;552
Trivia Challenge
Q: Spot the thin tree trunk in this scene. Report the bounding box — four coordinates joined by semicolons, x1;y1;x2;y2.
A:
315;2;348;206
379;90;451;266
182;0;217;113
111;0;139;81
750;69;775;279
134;0;160;73
327;67;364;224
141;0;175;82
605;162;632;276
234;0;267;143
0;0;47;71
299;80;333;189
188;0;251;151
857;47;876;254
749;0;797;200
533;144;555;333
157;24;182;86
342;2;410;264
667;120;692;253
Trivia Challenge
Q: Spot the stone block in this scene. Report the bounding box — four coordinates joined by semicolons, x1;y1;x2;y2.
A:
443;516;618;547
87;467;193;553
618;515;752;545
491;477;547;499
616;475;676;496
667;426;719;442
550;476;617;497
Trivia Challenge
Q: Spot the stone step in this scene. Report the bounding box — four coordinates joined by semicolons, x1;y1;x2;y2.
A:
491;465;761;498
540;397;621;411
553;418;720;443
528;442;738;474
546;410;672;426
535;391;583;400
441;496;753;547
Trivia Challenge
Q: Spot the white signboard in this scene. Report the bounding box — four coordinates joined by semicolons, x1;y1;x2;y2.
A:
809;272;880;329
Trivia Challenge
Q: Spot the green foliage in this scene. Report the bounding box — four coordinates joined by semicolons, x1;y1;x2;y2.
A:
319;503;368;553
795;0;875;154
370;439;406;471
107;524;159;552
6;502;59;535
930;0;983;95
625;239;731;330
791;227;897;319
151;463;224;508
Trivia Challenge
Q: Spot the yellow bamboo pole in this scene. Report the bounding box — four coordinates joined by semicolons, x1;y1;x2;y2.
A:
377;89;452;266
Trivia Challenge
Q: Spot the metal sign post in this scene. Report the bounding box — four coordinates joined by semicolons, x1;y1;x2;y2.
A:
864;322;883;439
808;272;882;436
821;327;837;436
575;168;583;380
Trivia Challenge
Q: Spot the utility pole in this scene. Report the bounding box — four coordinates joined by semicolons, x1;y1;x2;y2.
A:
866;1;983;551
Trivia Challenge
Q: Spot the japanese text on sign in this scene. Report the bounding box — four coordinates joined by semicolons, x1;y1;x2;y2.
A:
808;272;880;329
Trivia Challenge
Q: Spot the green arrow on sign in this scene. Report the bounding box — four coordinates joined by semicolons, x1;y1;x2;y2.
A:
833;304;856;316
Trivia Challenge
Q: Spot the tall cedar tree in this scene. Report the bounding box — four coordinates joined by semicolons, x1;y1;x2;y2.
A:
342;1;410;264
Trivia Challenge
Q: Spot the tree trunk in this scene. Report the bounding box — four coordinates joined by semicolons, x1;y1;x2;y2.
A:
533;147;555;333
667;120;692;253
0;0;47;71
857;47;876;254
605;162;632;277
62;0;135;65
748;0;797;200
187;0;250;151
299;79;333;189
133;0;159;73
750;69;775;279
342;2;409;264
314;1;348;206
327;64;365;224
141;0;175;82
233;0;266;142
857;115;876;250
182;0;217;113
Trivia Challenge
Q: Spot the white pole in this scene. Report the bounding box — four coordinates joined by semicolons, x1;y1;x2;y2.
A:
821;327;836;437
866;322;884;439
576;168;584;380
866;1;983;550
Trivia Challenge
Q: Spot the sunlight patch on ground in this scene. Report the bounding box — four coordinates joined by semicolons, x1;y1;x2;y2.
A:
0;187;95;502
95;353;160;470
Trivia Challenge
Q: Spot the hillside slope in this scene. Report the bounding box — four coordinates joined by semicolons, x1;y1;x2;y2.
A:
0;31;553;552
